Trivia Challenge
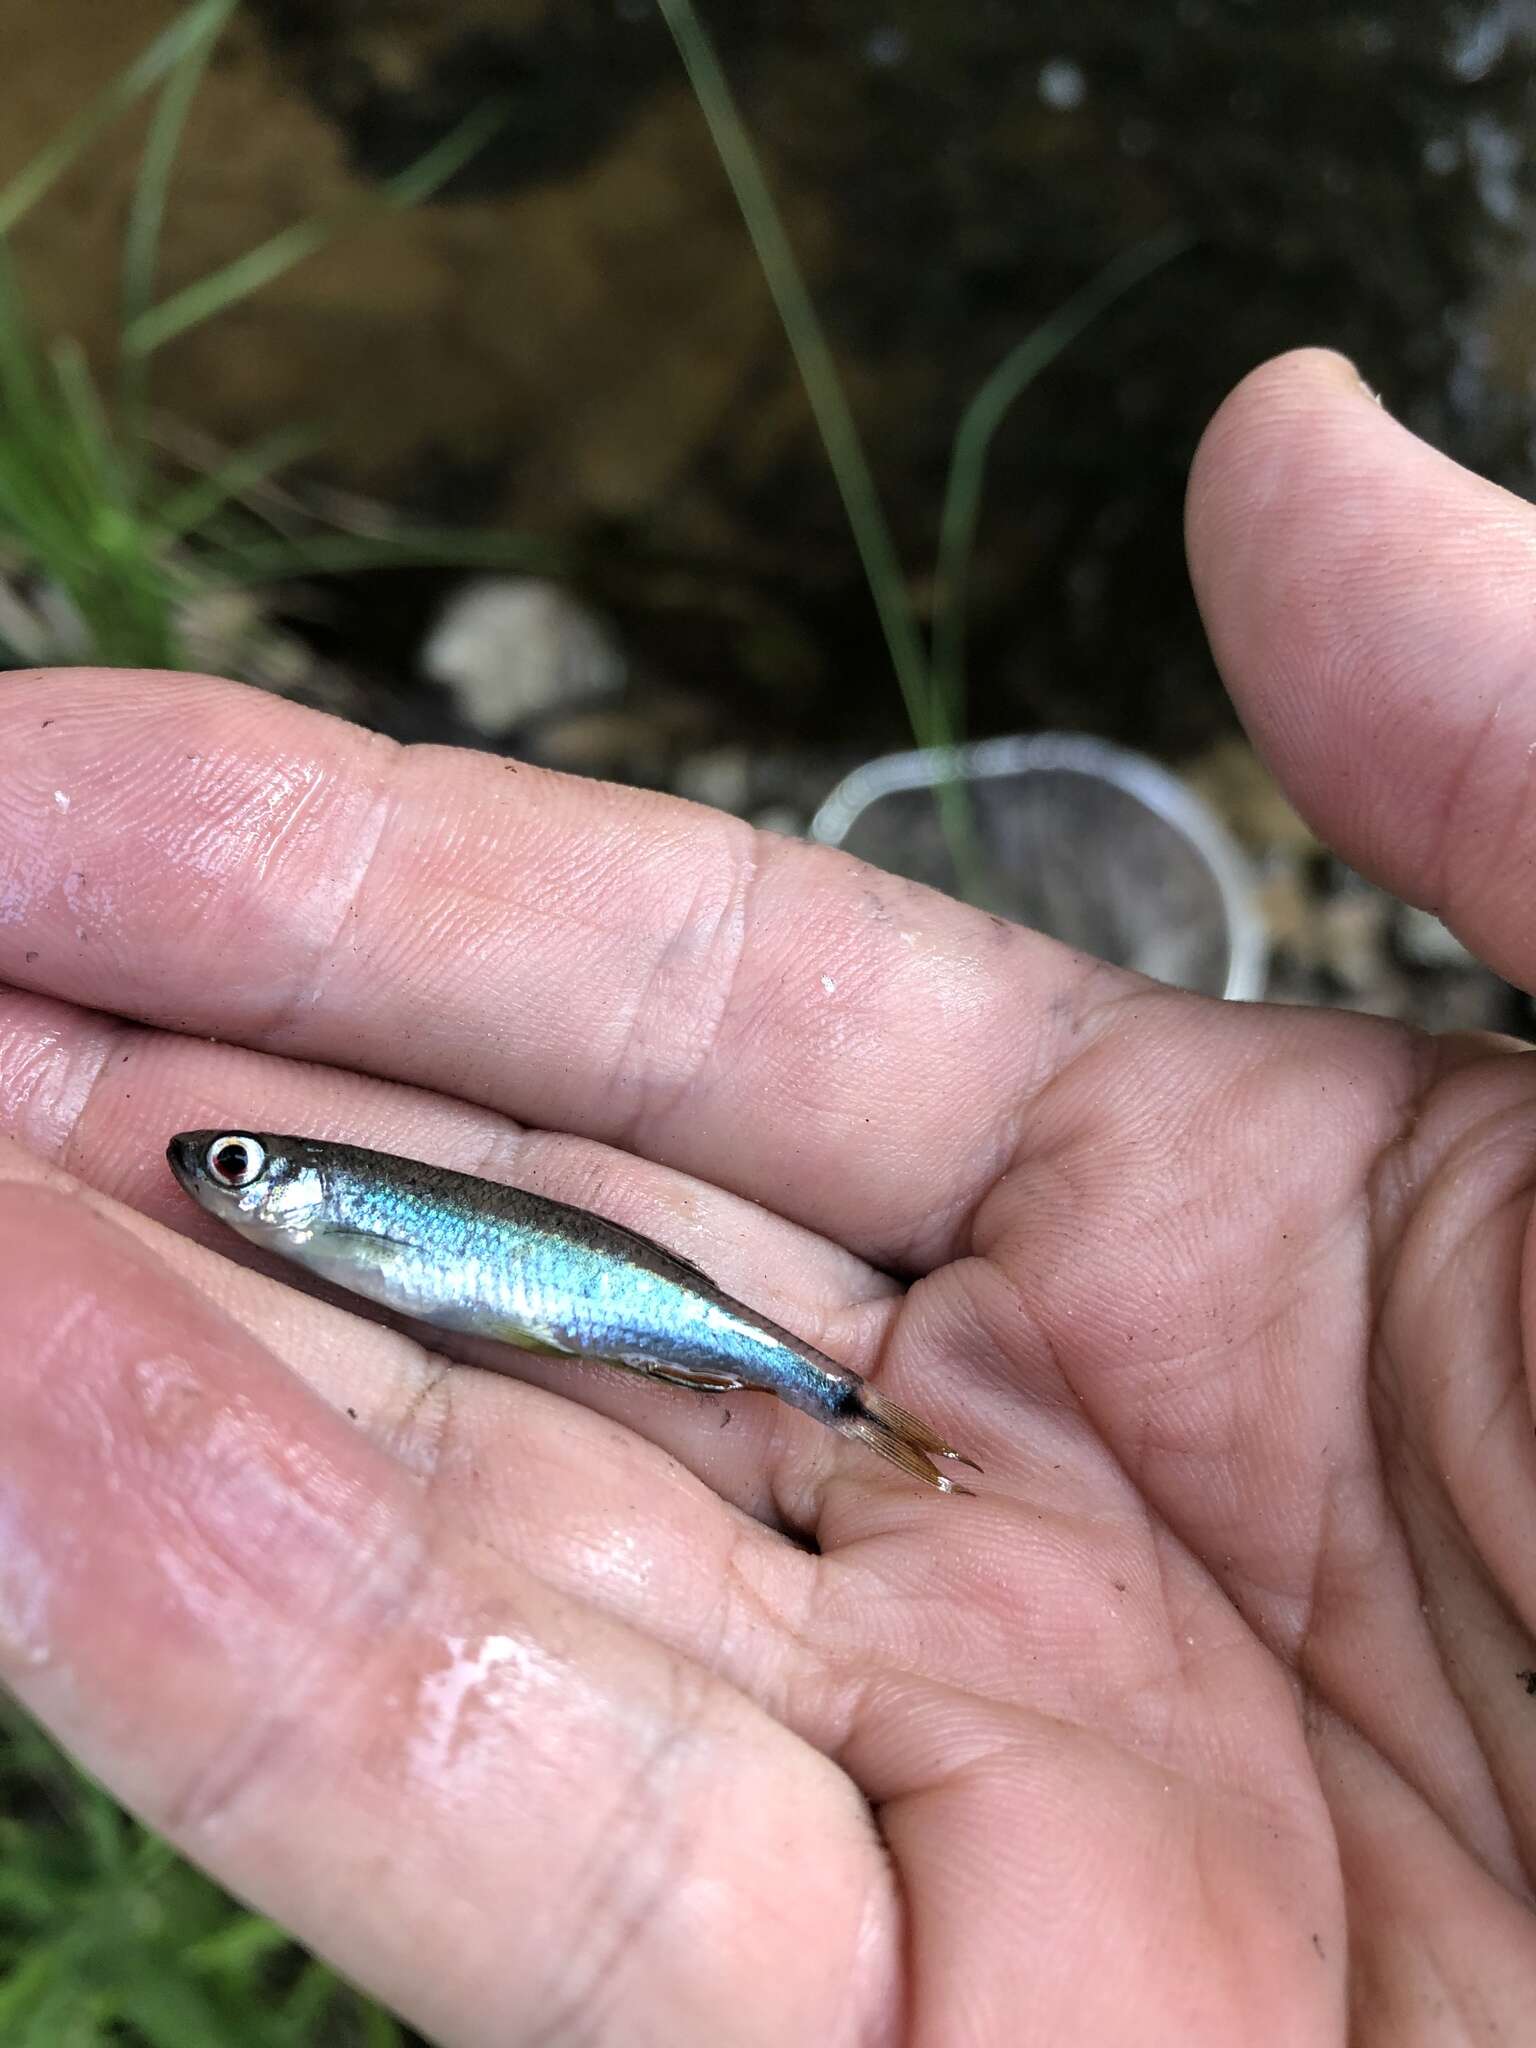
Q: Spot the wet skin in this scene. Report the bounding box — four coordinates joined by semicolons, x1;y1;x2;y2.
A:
5;350;1536;2042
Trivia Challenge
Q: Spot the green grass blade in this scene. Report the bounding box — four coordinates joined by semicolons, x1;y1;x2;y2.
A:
113;1958;238;2048
119;0;238;452
0;240;47;418
0;347;182;666
0;1943;68;2032
276;1957;339;2035
125;97;508;356
376;98;511;209
48;340;131;512
152;424;322;540
655;0;934;742
928;223;1193;738
69;1777;130;1878
0;0;237;237
182;1914;294;1979
210;523;558;582
356;1998;405;2047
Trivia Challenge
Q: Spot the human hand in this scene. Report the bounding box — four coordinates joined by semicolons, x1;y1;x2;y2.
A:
3;349;1536;2045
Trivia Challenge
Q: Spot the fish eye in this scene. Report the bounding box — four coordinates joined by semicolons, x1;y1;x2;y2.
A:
205;1134;266;1188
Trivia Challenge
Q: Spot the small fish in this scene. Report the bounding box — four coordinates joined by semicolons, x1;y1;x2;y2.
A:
167;1130;980;1494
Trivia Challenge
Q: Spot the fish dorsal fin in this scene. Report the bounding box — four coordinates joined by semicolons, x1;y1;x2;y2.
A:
597;1212;729;1295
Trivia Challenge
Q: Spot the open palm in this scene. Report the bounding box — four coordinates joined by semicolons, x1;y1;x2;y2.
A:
5;350;1536;2045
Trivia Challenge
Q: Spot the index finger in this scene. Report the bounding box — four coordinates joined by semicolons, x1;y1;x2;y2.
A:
0;668;1111;1268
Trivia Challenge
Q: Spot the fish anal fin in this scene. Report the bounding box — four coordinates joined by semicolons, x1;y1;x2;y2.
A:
611;1356;747;1394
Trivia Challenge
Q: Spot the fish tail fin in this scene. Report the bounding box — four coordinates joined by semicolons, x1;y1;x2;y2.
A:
840;1384;981;1495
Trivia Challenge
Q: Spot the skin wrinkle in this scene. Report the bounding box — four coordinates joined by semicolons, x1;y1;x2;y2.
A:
1;1002;120;1161
261;753;403;1050
524;1662;726;2048
1358;1350;1532;1897
1432;1547;1536;1910
159;1640;351;1843
1360;1044;1454;1289
1292;1417;1397;1678
52;1018;134;1182
870;1670;1287;1856
965;1163;1180;1583
1290;1461;1398;1808
909;948;1121;1276
1457;1351;1530;1480
1320;1713;1497;2042
145;1371;429;1626
965;977;1160;1277
1391;1440;1536;1904
1375;1132;1536;1890
247;759;335;888
1145;1508;1209;1727
601;813;760;1151
392;1351;459;1500
100;1380;438;1852
960;1250;1074;1423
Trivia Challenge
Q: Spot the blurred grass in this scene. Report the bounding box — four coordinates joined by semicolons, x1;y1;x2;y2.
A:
0;1701;403;2047
655;0;1189;890
0;0;546;673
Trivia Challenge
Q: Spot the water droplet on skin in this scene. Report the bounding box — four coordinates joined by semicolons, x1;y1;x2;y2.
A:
409;1633;551;1784
0;1494;54;1671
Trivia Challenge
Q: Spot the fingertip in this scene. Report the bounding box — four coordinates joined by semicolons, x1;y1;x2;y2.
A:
1186;347;1380;575
1195;345;1376;454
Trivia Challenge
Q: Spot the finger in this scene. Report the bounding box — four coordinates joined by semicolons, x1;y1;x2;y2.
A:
0;668;1119;1268
0;983;923;1530
0;1190;893;2047
1187;344;1536;994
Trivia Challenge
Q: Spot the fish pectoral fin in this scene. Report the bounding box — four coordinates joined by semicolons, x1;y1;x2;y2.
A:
609;1356;747;1394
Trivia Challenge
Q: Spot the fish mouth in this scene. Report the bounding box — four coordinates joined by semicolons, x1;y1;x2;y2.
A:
166;1130;216;1196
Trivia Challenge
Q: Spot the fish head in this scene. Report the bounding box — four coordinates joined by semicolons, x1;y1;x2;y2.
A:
167;1129;327;1240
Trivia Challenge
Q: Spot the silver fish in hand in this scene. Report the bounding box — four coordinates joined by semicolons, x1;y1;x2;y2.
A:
167;1130;980;1494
